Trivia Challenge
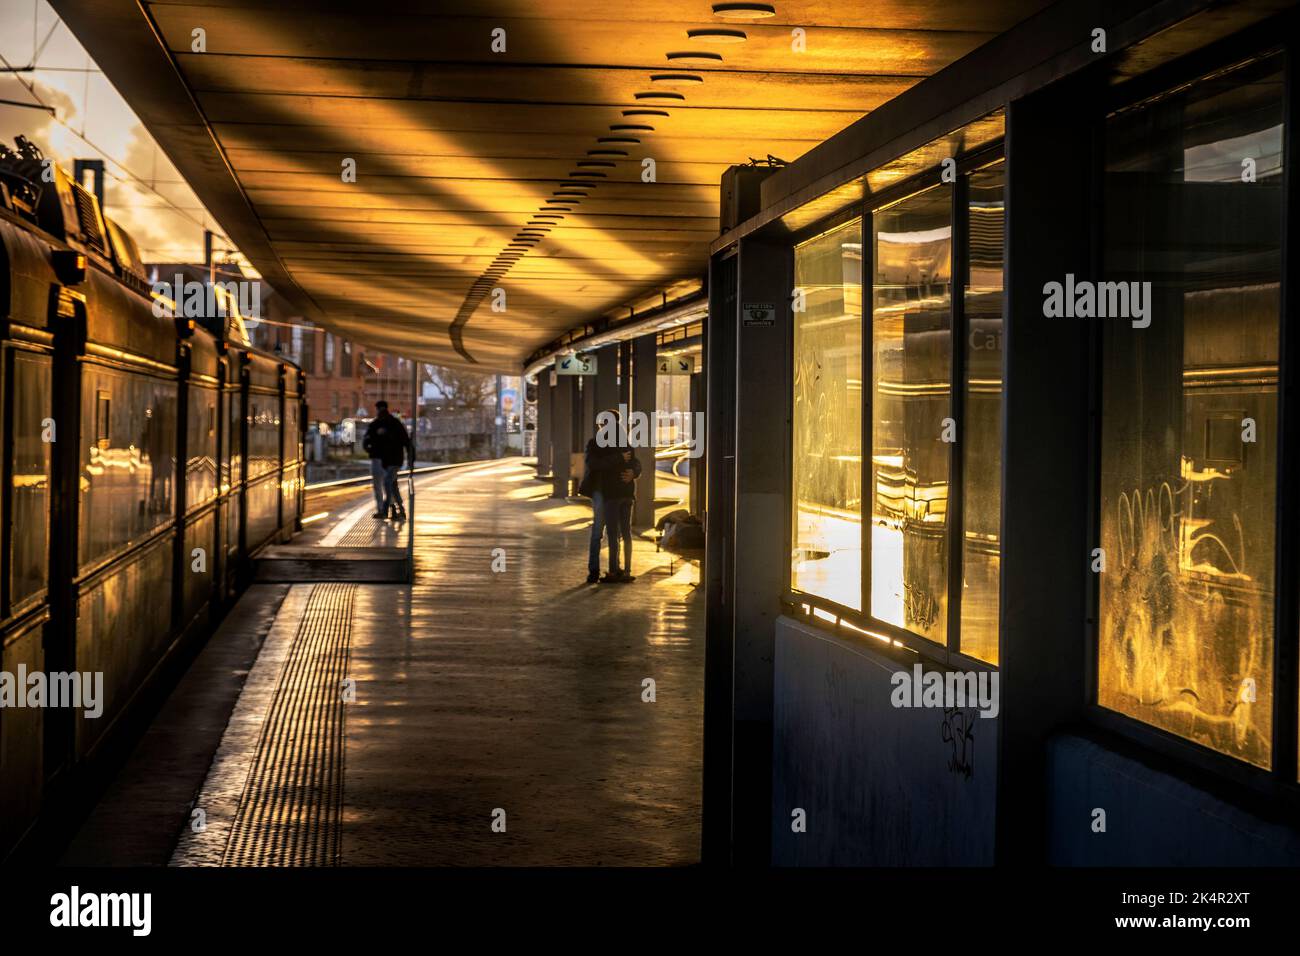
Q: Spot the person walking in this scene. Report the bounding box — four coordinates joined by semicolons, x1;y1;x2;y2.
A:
363;400;411;520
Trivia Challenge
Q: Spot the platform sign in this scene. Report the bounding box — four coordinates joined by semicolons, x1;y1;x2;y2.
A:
657;356;694;375
556;353;596;375
742;302;775;326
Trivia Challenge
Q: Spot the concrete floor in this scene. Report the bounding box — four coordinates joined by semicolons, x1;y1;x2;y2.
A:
64;459;704;866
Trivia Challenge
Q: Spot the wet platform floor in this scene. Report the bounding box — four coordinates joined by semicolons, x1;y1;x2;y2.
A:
63;460;704;866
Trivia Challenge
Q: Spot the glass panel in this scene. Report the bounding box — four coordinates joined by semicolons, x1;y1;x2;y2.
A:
79;367;177;568
227;390;243;484
791;217;863;609
1098;55;1283;768
655;364;693;448
11;352;52;605
248;394;280;479
871;186;951;642
961;164;1005;664
186;385;218;507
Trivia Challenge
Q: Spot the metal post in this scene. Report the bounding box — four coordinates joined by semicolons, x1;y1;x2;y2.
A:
631;333;657;530
495;373;504;458
411;359;419;464
551;372;574;498
536;373;552;478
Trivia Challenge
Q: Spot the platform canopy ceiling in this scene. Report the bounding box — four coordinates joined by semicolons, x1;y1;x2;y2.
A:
53;0;1048;371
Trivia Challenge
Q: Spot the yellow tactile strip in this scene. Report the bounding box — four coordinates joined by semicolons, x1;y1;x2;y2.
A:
339;516;403;548
221;582;354;866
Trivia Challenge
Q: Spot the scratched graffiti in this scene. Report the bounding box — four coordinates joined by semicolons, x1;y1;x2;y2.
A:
903;579;939;632
940;707;976;779
1098;456;1273;768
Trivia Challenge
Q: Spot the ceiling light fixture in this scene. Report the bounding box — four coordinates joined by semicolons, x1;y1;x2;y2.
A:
686;27;748;42
586;148;628;157
597;136;640;145
569;171;607;178
666;50;723;65
650;73;704;86
609;123;654;132
634;91;685;102
564;179;599;187
577;160;616;168
712;2;776;18
622;109;669;117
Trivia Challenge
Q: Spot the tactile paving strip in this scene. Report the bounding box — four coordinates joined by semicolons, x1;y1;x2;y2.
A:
221;582;354;866
339;517;403;547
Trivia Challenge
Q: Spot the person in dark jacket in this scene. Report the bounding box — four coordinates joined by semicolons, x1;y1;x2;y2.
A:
599;430;641;584
581;431;616;584
362;400;411;520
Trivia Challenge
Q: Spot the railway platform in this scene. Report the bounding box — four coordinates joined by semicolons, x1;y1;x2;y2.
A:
59;460;703;867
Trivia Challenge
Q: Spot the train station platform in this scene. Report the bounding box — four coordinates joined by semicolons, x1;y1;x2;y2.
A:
59;460;703;867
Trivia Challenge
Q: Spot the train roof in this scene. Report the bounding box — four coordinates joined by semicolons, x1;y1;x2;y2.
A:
1;136;299;372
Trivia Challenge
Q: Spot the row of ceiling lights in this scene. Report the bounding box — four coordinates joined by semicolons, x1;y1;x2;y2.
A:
500;2;778;260
476;3;776;363
532;3;774;367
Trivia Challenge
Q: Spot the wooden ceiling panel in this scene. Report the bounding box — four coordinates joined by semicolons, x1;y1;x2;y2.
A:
52;0;1050;369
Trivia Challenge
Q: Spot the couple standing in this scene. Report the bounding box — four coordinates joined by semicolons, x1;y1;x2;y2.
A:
582;409;642;584
363;400;412;520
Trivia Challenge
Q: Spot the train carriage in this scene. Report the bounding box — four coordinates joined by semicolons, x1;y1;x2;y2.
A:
0;141;306;857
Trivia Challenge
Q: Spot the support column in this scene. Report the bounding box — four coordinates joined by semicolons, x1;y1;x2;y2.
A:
535;371;552;479
996;75;1094;865
727;238;790;867
594;344;620;419
631;333;658;529
688;369;704;514
578;376;595;449
551;373;575;498
618;340;632;413
702;250;737;865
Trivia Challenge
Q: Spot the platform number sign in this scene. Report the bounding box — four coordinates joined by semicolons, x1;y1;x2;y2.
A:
557;353;597;375
742;302;776;327
657;356;694;375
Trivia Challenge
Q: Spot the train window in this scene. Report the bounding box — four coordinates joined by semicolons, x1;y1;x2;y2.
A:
791;217;863;610
187;387;218;507
871;185;952;644
95;390;111;450
1097;54;1284;768
80;369;178;568
10;351;52;607
959;163;1005;664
